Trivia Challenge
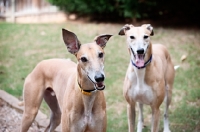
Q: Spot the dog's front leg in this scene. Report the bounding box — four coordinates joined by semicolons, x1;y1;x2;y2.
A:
151;107;160;132
124;74;137;132
61;109;71;132
137;103;144;132
127;102;136;132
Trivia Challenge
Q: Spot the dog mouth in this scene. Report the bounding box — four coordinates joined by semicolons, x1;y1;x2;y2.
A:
95;82;105;90
87;75;105;90
134;54;145;67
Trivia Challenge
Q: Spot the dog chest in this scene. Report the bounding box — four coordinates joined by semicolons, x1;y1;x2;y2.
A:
127;72;155;105
127;70;155;105
76;109;105;131
132;84;154;105
80;94;105;130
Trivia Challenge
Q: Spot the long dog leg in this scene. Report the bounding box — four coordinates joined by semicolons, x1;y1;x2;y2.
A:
137;103;144;132
44;88;61;132
163;59;174;132
151;107;160;132
20;82;44;132
163;85;172;132
127;102;136;132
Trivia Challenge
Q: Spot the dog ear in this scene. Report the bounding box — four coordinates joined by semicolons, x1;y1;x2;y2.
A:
62;28;81;55
143;24;154;36
118;24;131;35
94;34;113;48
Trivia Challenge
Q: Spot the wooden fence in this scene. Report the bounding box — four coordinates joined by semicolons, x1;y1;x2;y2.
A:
0;0;67;23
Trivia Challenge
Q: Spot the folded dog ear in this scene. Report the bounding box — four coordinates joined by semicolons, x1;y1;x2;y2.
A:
142;24;154;36
118;24;132;35
94;34;113;48
62;28;81;55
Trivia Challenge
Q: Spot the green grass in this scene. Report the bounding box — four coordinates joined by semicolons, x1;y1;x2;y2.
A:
0;22;200;132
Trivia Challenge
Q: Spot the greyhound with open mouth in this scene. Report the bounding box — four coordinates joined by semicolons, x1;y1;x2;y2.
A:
119;24;175;132
20;29;112;132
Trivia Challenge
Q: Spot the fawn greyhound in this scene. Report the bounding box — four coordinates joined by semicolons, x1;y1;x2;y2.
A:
20;29;112;132
118;24;175;132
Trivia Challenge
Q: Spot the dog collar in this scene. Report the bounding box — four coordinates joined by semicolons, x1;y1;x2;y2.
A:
77;78;105;96
131;55;152;69
77;81;96;96
77;68;105;95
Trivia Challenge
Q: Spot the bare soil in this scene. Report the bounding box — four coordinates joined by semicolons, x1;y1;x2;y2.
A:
0;98;45;132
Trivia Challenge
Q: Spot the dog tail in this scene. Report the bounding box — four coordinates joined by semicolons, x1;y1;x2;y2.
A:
174;54;187;70
174;65;180;70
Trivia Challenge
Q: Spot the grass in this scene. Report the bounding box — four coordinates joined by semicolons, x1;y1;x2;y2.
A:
0;22;200;132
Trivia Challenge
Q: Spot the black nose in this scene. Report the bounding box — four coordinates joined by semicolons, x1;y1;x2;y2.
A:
137;48;144;54
94;73;104;82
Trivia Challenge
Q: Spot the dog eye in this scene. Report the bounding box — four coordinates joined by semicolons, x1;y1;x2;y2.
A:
130;36;135;39
80;57;87;62
99;52;104;58
144;35;149;39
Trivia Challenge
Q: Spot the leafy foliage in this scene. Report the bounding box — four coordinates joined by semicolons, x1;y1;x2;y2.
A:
48;0;156;19
48;0;200;22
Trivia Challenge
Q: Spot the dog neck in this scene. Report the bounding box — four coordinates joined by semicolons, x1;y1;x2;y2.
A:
82;90;97;123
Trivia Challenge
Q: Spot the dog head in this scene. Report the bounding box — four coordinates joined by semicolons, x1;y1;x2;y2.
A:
118;24;154;68
62;28;112;90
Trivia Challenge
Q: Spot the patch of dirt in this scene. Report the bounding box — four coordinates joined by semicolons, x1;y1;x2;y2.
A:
0;98;45;132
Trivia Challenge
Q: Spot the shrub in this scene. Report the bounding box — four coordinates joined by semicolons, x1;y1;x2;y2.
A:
48;0;154;20
48;0;200;22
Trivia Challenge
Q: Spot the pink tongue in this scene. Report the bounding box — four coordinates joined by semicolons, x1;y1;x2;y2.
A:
136;55;144;67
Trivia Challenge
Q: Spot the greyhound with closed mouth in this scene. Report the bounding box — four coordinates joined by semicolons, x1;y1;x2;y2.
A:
118;24;175;132
20;29;112;132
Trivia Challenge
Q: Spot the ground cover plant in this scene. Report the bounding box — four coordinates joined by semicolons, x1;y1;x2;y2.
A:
0;22;199;131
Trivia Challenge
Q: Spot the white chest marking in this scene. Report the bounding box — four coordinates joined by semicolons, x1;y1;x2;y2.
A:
128;68;154;105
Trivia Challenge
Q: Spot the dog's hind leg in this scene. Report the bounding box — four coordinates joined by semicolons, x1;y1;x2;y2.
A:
163;85;172;132
44;88;61;132
20;81;44;132
163;62;174;132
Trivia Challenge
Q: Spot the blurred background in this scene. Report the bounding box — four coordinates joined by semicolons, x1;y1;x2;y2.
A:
0;0;200;26
0;0;200;132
